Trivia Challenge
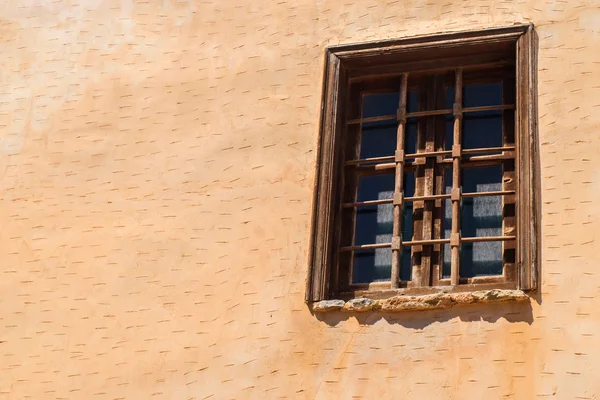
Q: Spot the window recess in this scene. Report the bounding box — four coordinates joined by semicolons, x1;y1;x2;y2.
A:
307;25;538;302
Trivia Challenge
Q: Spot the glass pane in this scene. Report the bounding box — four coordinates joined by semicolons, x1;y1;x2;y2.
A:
461;195;502;238
445;87;455;109
462;165;502;193
406;90;418;157
357;174;394;202
460;242;502;278
362;92;398;118
405;119;417;156
445;83;503;109
360;90;418;160
355;205;393;246
353;248;392;283
401;172;415;281
362;90;419;118
354;174;393;283
444;88;455;151
359;121;417;161
463;82;502;108
444;111;503;150
445;84;504;150
352;173;414;284
360;120;397;159
407;90;419;113
461;165;503;277
442;166;503;277
353;175;393;283
442;168;452;277
444;115;453;151
463;111;503;149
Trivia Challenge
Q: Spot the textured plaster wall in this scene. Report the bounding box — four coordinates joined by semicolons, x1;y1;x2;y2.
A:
0;0;599;399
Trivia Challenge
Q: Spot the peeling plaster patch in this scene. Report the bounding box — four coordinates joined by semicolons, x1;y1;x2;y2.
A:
312;290;529;313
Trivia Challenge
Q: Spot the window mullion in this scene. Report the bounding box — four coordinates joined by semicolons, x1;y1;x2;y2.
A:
390;73;408;289
417;78;438;287
410;86;427;286
432;75;448;286
450;69;463;286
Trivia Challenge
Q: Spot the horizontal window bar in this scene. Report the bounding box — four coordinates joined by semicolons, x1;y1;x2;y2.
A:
345;155;395;166
339;235;516;252
342;193;457;208
353;162;398;173
438;153;514;165
407;109;451;118
345;146;515;166
347;105;515;125
339;243;391;252
463;104;515;113
342;198;393;208
461;235;516;243
347;115;396;125
462;190;515;198
461;146;515;155
406;193;451;201
405;150;452;158
460;152;515;162
342;190;515;208
402;238;450;246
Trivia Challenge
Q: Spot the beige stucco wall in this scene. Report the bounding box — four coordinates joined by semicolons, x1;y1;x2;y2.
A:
1;0;600;399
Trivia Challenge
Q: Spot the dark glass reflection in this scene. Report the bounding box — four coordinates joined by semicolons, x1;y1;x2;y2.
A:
463;83;502;108
362;92;399;118
357;174;395;202
445;82;503;108
361;90;419;118
463;111;503;149
353;248;392;283
360;120;397;159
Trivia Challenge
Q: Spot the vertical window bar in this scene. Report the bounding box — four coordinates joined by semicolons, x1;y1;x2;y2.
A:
431;76;447;286
502;76;517;283
390;73;408;288
450;69;463;286
418;78;438;287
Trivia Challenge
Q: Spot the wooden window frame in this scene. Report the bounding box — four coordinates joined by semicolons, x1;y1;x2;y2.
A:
306;24;538;303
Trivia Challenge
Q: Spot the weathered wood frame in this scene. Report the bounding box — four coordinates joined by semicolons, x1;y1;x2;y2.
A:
306;24;538;303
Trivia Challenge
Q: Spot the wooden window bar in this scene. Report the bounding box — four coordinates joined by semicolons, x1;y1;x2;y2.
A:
346;104;515;125
340;235;516;252
450;68;463;286
349;153;514;174
344;146;516;166
390;74;408;288
342;190;516;208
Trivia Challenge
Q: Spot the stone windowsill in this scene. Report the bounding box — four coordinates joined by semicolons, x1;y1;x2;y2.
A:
312;289;529;312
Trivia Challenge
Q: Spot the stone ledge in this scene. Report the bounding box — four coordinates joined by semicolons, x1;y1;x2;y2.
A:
312;289;529;313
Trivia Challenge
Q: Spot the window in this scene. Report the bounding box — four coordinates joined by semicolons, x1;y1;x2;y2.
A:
307;25;538;302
